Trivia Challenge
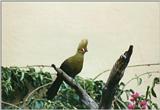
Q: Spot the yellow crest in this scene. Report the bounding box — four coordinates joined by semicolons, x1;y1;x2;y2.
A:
77;39;88;50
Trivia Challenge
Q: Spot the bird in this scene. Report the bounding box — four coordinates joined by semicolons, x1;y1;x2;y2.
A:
46;39;88;100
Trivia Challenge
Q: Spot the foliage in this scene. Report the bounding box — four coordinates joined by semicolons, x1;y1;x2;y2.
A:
114;72;160;110
1;66;160;109
1;66;104;109
1;66;52;110
2;66;52;102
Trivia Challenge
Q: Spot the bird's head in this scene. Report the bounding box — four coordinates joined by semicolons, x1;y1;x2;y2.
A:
77;39;88;54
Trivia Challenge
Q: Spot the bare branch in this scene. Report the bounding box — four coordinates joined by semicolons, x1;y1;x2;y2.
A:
23;82;53;108
1;101;21;109
99;45;133;109
93;63;160;80
125;71;160;87
51;64;98;109
10;65;51;68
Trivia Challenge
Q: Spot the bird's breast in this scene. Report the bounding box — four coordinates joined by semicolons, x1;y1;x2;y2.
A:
71;57;84;76
60;55;84;78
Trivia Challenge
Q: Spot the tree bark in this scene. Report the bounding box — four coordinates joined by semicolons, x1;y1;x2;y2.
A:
99;45;133;109
51;64;98;109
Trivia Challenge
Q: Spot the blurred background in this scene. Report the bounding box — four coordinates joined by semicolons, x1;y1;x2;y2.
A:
2;2;160;105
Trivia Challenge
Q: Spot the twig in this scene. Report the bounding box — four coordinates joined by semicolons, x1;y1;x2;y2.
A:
93;69;111;80
128;63;160;68
44;77;53;81
23;82;53;108
115;98;127;109
51;64;98;109
125;71;160;87
9;65;57;76
93;63;160;80
10;65;51;68
1;100;21;109
114;100;121;109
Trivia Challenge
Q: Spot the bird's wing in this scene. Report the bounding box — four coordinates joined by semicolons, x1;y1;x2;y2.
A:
60;58;75;77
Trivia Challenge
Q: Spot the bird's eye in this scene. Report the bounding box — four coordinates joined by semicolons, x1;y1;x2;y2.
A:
81;48;85;52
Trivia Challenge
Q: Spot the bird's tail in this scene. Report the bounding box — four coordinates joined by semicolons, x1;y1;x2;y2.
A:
46;76;63;100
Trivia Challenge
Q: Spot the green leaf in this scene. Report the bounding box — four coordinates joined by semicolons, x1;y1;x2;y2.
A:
29;67;35;73
34;100;44;109
152;103;158;109
125;90;130;99
20;72;25;81
119;82;125;89
40;74;43;82
137;77;142;85
129;89;134;94
154;77;160;84
145;86;150;99
35;72;39;78
151;87;157;98
148;91;151;99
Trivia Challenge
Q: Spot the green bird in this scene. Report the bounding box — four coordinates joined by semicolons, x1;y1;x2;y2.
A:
47;39;88;100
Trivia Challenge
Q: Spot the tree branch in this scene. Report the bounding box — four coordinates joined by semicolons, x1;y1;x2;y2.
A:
99;45;133;109
51;64;98;109
1;101;21;109
23;82;53;108
10;65;51;68
93;63;160;80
